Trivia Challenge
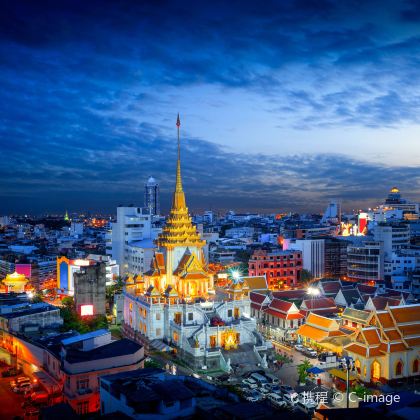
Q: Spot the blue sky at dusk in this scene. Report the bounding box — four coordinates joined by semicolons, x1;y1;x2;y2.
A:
1;0;420;214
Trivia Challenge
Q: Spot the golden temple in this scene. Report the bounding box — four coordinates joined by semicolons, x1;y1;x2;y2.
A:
1;271;29;293
141;115;213;299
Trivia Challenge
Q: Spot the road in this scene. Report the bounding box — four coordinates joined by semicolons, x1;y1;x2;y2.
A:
0;373;25;419
270;344;335;389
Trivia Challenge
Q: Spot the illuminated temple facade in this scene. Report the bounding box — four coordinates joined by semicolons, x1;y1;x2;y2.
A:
123;117;268;369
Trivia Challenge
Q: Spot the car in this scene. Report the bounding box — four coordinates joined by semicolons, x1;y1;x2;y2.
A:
2;367;21;377
258;385;271;397
244;389;263;402
17;376;31;384
242;378;258;389
249;372;268;385
294;344;304;352
24;406;39;418
304;349;318;358
296;399;317;413
269;384;281;394
282;392;299;406
267;393;287;408
264;373;280;384
14;382;32;393
279;385;295;396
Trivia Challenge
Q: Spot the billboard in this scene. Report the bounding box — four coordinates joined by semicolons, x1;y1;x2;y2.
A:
80;305;94;316
15;264;32;280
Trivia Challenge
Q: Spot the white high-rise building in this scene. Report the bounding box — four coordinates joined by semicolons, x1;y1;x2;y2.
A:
373;222;410;261
111;206;161;275
284;238;325;279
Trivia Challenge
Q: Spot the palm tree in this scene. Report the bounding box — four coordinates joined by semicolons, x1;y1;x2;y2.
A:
297;359;312;384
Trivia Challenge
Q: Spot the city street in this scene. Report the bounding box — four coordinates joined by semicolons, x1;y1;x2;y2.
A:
270;343;335;389
0;374;25;419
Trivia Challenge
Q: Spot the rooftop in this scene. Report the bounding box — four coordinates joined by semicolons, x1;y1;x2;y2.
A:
64;338;142;364
61;328;109;346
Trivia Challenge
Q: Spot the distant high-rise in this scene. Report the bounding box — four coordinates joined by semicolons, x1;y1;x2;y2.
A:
144;176;160;216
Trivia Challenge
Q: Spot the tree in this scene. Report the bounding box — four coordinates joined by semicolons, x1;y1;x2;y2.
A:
297;359;312;384
299;269;313;285
62;296;75;309
350;384;372;398
31;292;44;304
106;276;124;306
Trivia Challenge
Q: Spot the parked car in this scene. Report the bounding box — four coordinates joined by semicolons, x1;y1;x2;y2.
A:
269;384;281;394
279;385;296;396
2;367;21;377
14;382;32;394
30;391;49;405
296;399;317;413
294;344;304;352
282;392;299;407
24;406;39;418
249;372;268;385
242;378;258;389
258;385;271;397
244;390;263;402
267;393;287;408
304;349;318;358
264;373;279;384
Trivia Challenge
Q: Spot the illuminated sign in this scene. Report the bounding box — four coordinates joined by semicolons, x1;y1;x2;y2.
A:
73;259;90;266
80;305;94;316
16;264;32;279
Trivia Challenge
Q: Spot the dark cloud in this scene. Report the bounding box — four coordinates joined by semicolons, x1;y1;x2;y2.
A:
1;121;418;214
0;0;419;213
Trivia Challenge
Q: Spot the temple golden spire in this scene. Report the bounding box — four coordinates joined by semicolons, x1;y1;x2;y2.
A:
172;113;186;209
157;114;205;250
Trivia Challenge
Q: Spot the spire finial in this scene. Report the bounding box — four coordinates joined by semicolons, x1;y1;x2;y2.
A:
172;113;186;209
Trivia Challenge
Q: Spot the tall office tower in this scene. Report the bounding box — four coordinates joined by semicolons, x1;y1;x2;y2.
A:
144;176;160;216
111;206;161;274
347;241;384;283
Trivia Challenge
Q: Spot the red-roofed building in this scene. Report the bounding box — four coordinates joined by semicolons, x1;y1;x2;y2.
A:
300;297;339;317
249;292;304;341
248;249;302;288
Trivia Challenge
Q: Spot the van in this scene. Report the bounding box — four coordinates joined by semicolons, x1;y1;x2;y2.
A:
264;373;279;384
296;399;317;413
250;372;268;385
267;393;287;408
282;392;299;406
30;391;48;404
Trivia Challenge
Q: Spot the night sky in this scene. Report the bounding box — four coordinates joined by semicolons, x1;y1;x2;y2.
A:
1;0;420;215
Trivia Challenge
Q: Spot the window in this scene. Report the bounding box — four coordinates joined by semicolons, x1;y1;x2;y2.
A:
413;359;419;373
77;378;89;390
156;328;162;336
227;309;233;317
156;313;161;320
188;313;193;321
77;401;89;415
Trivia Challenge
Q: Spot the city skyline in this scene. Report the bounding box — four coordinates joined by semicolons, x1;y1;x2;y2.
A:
1;0;420;214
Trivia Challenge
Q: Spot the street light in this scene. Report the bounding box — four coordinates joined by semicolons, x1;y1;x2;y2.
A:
307;287;320;296
231;270;241;282
344;356;355;408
